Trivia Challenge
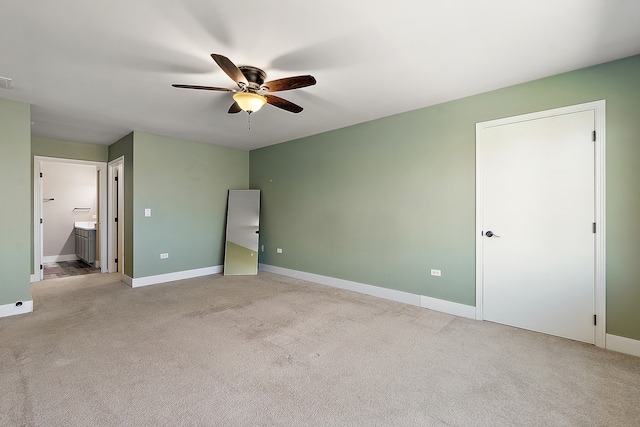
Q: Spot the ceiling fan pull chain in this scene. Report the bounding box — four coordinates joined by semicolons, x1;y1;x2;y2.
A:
247;112;251;130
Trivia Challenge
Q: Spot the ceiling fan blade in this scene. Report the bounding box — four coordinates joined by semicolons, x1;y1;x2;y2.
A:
211;53;248;87
172;84;233;92
262;75;316;92
228;102;242;114
264;94;303;113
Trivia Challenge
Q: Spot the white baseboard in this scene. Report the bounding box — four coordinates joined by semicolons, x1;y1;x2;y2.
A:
43;254;79;263
259;264;421;306
259;264;475;319
420;295;476;319
606;334;640;358
124;265;223;288
30;273;39;283
0;300;34;318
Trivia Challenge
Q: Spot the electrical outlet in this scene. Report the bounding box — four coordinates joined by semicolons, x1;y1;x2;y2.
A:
276;248;283;254
160;253;169;259
430;269;441;277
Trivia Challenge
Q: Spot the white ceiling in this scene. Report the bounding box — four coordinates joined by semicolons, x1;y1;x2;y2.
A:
1;0;639;151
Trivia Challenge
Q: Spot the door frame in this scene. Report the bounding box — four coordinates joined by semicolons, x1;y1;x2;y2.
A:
108;157;124;274
33;156;108;281
475;100;606;348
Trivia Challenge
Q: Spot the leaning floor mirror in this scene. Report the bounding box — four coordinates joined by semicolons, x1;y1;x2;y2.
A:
223;189;260;275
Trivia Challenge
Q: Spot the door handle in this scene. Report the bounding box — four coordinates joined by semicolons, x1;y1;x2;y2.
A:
485;231;500;238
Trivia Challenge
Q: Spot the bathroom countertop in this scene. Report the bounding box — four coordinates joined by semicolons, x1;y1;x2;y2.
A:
74;221;96;230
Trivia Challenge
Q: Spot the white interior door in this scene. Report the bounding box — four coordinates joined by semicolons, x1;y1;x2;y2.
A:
108;158;124;274
224;190;260;275
478;110;596;344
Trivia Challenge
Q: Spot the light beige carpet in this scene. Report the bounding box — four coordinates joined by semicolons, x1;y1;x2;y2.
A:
1;272;639;426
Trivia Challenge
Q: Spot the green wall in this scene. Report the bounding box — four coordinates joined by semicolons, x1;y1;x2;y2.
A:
26;131;248;282
0;98;32;305
111;132;248;279
32;136;108;162
250;55;640;341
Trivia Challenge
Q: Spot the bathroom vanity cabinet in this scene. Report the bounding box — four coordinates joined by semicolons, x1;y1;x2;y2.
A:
75;226;96;265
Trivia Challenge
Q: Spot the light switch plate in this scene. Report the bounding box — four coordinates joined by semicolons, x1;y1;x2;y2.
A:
144;208;151;217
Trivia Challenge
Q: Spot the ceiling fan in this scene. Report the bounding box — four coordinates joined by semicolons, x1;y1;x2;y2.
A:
172;53;316;114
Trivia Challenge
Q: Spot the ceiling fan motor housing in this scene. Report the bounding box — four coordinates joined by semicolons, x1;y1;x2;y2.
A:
239;66;266;91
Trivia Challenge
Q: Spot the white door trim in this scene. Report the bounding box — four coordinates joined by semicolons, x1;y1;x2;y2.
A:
33;156;109;281
108;157;124;274
475;100;606;348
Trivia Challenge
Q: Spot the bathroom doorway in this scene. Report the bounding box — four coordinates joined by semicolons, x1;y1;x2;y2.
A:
33;157;108;282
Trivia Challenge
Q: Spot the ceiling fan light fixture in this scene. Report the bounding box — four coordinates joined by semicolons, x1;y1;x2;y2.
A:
233;92;267;113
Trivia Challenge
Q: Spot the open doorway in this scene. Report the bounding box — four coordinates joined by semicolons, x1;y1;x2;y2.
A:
33;157;108;282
